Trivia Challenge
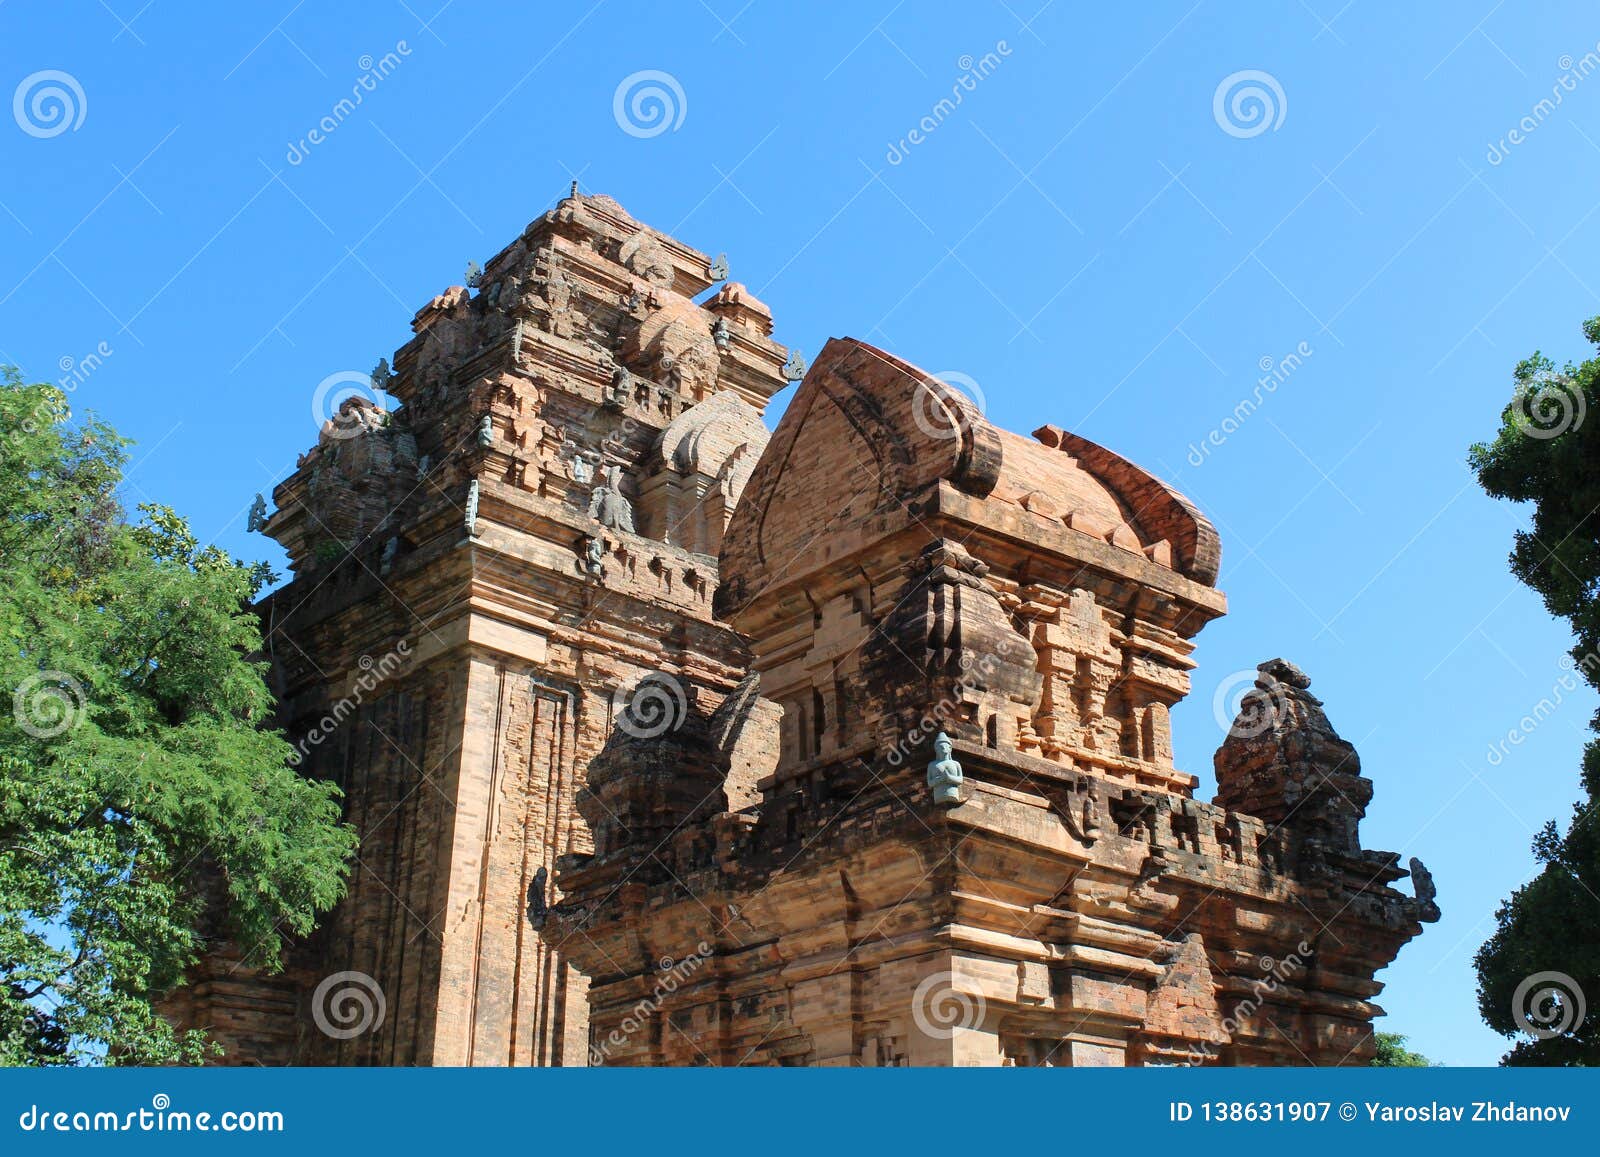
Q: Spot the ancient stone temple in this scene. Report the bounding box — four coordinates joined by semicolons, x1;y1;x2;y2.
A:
544;335;1440;1067
167;192;1437;1067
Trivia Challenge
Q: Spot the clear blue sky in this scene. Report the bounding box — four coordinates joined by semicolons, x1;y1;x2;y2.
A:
5;1;1598;1066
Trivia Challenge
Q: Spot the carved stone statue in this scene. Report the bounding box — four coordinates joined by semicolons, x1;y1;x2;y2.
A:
587;465;636;533
581;534;607;579
477;414;494;447
926;732;964;807
565;445;596;483
708;252;729;281
247;493;269;533
782;349;808;382
711;316;731;351
465;479;480;536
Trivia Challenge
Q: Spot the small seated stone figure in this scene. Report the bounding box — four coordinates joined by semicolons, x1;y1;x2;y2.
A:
711;316;731;351
582;534;606;579
926;732;964;807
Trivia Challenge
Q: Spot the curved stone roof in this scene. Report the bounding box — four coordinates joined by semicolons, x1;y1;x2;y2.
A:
719;337;1221;607
654;389;770;477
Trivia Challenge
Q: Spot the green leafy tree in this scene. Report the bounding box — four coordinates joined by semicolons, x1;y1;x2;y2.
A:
1468;319;1600;1066
1371;1032;1433;1067
0;367;356;1065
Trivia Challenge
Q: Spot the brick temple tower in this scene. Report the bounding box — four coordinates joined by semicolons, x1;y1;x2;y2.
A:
168;194;1437;1067
164;192;792;1065
547;338;1439;1066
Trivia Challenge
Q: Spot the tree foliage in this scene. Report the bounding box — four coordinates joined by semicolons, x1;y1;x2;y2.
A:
0;368;356;1065
1371;1032;1433;1067
1468;319;1600;1066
